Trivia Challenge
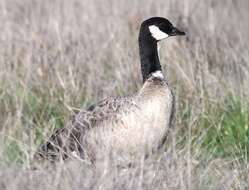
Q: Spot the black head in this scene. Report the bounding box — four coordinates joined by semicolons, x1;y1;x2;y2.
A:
139;17;185;41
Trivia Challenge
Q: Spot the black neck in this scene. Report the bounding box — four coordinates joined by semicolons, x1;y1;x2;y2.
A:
139;37;162;83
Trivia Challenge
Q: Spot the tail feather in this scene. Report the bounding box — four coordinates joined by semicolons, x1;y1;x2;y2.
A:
34;122;82;162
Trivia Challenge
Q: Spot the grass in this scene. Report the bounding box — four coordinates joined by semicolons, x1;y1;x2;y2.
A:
201;97;249;160
0;0;249;189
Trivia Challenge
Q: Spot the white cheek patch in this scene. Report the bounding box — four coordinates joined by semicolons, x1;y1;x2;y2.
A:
152;70;165;79
149;25;169;40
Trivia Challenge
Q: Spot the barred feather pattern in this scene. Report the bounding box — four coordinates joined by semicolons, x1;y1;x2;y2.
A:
34;76;174;163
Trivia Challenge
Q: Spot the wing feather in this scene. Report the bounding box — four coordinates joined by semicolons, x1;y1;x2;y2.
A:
34;95;136;162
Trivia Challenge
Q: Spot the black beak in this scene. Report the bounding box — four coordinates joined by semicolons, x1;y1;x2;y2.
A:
170;26;185;36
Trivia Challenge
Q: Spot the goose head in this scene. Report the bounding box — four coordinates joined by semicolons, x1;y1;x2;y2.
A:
139;17;185;41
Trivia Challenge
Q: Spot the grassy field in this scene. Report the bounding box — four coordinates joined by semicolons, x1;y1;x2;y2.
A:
0;0;248;189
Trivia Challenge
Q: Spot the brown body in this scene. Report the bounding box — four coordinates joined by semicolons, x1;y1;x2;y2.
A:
35;75;174;163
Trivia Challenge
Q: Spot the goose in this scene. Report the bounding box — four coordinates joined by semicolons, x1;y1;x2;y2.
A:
35;17;185;164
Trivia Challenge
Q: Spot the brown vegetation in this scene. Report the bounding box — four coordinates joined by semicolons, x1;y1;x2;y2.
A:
0;0;248;189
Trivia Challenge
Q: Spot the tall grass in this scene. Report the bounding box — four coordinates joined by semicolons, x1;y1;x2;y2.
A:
0;0;248;189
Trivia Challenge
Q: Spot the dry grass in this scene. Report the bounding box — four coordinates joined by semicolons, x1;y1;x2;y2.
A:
0;0;248;189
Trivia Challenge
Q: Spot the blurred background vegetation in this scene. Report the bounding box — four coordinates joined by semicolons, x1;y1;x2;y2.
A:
0;0;248;189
